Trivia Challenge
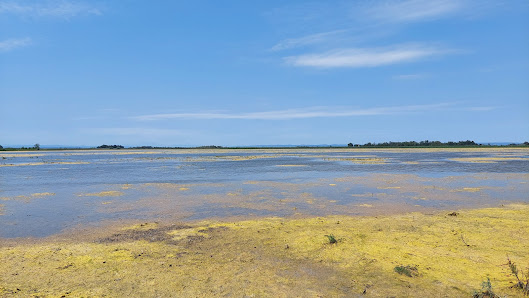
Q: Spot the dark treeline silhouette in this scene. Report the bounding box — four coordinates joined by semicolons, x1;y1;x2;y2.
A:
0;145;40;151
349;140;483;147
129;145;223;149
97;144;125;149
1;142;528;151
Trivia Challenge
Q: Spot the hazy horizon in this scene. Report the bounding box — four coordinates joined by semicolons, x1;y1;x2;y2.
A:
2;141;525;149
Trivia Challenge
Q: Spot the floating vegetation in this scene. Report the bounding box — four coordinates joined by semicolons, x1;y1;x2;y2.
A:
108;151;163;155
0;161;90;167
453;187;482;192
31;192;55;197
181;155;281;162
450;157;527;163
0;192;55;201
78;191;124;197
351;193;386;198
0;153;46;158
323;157;387;164
243;181;260;184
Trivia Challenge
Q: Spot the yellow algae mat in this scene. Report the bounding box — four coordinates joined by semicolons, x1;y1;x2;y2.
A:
1;204;528;297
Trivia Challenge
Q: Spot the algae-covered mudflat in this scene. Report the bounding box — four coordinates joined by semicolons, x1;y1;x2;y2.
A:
1;148;528;296
1;205;528;297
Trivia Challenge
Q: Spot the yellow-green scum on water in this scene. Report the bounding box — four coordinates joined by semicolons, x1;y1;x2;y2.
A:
1;204;528;297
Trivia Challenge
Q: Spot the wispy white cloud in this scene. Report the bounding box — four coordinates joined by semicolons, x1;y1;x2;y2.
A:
465;106;496;111
0;1;101;18
0;37;32;52
87;128;190;137
133;102;491;121
270;29;348;52
363;0;463;23
269;0;489;56
284;44;451;68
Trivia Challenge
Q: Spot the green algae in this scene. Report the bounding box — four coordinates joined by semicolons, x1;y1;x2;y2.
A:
1;204;528;297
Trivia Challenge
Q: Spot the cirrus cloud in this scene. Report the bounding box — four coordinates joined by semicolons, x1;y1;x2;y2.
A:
0;0;102;18
284;44;454;68
132;102;492;121
363;0;463;23
0;37;32;52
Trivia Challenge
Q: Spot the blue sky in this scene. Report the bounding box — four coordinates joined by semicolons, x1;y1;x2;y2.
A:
1;0;528;147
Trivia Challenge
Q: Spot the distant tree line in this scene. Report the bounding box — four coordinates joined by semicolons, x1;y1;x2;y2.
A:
0;144;40;151
348;140;502;147
128;145;223;149
1;142;528;151
196;145;223;149
129;146;182;149
97;144;124;149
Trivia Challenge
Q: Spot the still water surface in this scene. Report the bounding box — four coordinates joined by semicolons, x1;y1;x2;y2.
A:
1;148;528;238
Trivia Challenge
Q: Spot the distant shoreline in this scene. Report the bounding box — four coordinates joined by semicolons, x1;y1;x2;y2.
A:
2;144;529;151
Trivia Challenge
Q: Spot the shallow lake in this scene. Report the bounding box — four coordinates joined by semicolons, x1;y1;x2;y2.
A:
1;148;528;238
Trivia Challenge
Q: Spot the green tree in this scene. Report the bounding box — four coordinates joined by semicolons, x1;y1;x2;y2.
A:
34;143;40;150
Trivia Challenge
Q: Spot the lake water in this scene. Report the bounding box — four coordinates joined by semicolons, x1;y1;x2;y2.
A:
1;148;528;238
